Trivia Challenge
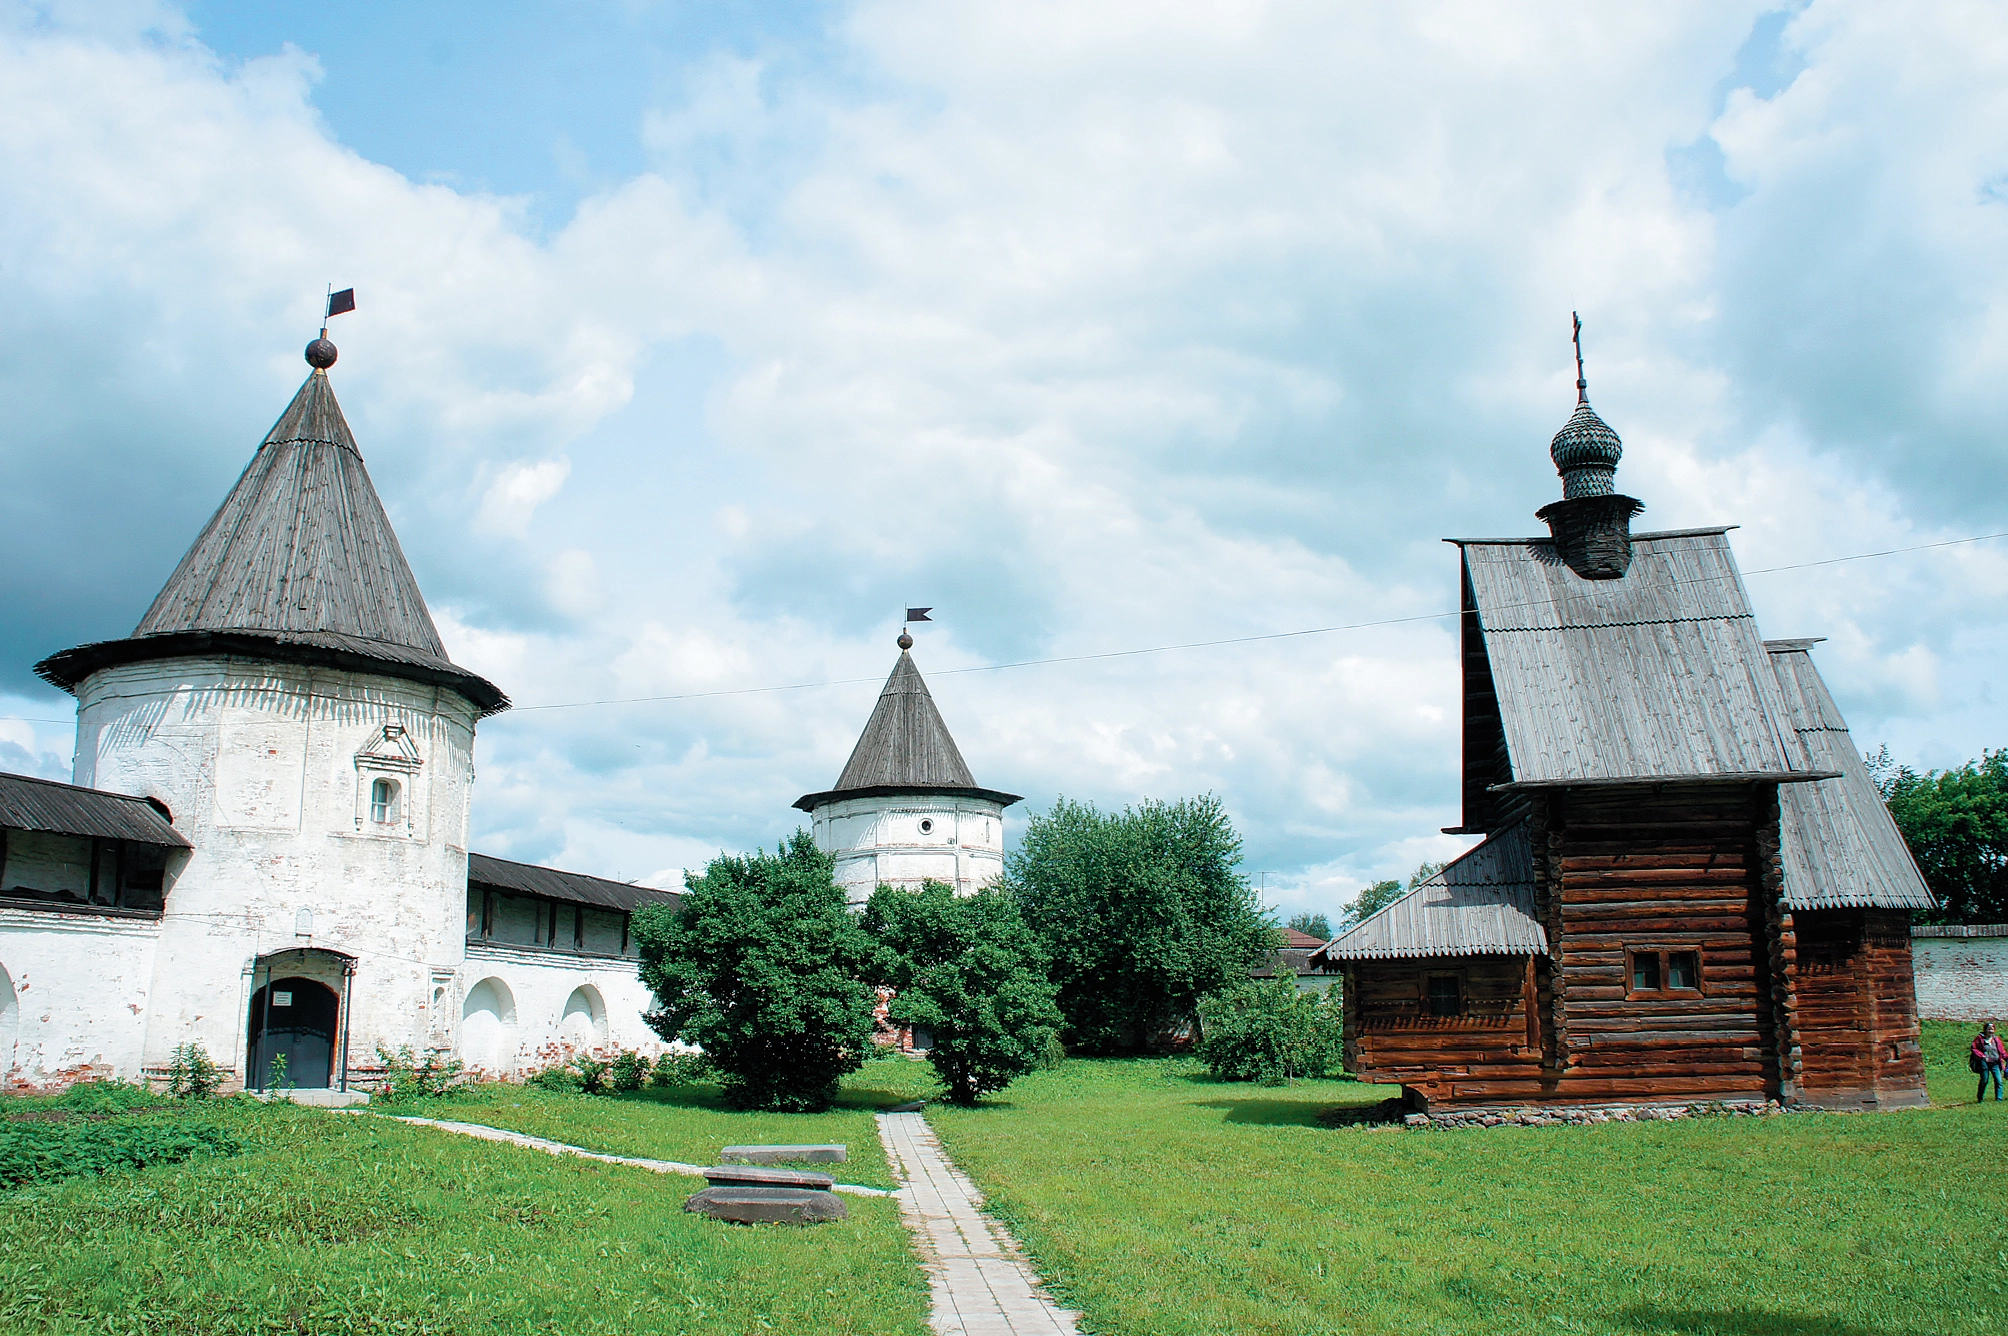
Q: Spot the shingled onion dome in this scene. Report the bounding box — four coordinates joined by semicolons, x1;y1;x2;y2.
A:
34;340;508;715
1549;400;1625;498
1535;318;1642;581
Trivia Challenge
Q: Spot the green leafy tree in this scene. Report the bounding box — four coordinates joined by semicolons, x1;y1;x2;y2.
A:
1342;879;1404;928
1340;860;1448;929
1197;975;1344;1085
1876;746;2008;924
1286;912;1332;940
1003;794;1275;1053
863;881;1064;1105
632;832;879;1111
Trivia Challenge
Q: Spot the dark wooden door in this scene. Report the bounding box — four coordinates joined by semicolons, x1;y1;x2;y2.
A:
248;976;338;1089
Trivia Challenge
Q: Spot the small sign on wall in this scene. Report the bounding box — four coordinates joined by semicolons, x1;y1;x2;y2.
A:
273;991;293;1007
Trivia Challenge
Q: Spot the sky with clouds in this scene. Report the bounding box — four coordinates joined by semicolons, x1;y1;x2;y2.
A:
1;0;2003;923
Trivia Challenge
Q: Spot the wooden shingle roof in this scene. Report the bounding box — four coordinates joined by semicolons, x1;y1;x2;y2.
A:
1311;823;1545;963
1458;529;1826;790
36;369;506;715
468;852;682;914
0;771;190;847
1766;641;1936;912
794;651;1020;812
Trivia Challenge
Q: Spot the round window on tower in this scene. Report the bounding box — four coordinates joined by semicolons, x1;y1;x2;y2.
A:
918;819;934;835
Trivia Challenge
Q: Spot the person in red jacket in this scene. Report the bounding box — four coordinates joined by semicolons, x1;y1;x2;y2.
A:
1973;1023;2006;1103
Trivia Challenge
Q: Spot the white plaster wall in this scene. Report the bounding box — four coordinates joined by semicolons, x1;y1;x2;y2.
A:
0;909;160;1089
71;655;479;1084
810;793;1008;901
1913;936;2008;1021
460;942;666;1077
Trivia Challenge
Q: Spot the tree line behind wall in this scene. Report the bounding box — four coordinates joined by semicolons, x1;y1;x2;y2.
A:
1873;746;2008;925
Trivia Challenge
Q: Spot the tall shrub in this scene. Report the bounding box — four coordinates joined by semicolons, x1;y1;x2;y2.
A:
632;832;879;1111
864;881;1063;1105
1197;976;1343;1085
1003;794;1275;1053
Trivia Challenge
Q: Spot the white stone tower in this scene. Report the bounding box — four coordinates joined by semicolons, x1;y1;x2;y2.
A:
795;634;1020;902
34;335;508;1090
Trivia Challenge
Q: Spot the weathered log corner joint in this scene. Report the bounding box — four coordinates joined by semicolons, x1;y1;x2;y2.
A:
1312;323;1934;1126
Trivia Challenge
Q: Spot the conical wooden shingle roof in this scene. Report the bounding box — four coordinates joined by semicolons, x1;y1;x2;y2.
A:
37;366;506;714
134;370;445;650
793;650;1019;811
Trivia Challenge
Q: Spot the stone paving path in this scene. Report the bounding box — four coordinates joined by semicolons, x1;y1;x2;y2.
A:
877;1112;1082;1336
367;1114;891;1197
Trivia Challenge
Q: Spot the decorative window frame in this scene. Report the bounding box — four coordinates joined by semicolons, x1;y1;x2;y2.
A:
354;723;423;838
1625;947;1706;999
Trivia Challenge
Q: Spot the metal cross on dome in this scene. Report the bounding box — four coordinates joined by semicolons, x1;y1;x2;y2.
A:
1572;310;1588;404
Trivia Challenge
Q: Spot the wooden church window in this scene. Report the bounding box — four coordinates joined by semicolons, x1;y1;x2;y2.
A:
1629;949;1704;996
1426;974;1463;1018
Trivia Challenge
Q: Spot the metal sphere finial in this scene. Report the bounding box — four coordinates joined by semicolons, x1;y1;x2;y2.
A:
897;630;914;651
305;337;338;369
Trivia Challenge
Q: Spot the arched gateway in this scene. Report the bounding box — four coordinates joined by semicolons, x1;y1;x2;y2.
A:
247;948;355;1091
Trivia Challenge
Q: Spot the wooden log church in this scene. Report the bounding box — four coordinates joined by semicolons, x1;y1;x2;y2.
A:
1312;346;1933;1118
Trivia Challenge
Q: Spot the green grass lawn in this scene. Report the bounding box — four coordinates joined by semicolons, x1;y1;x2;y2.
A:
0;1087;931;1336
928;1019;2008;1336
9;1027;2003;1335
422;1053;941;1192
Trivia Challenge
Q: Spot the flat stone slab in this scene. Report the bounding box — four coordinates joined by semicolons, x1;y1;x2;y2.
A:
703;1163;837;1190
720;1143;848;1165
254;1089;370;1108
685;1186;848;1225
885;1100;928;1113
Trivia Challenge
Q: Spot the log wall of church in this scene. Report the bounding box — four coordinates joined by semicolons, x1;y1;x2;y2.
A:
1342;956;1545;1105
1792;908;1927;1108
1544;783;1776;1104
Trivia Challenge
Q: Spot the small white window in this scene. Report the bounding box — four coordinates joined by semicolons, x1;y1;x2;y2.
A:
370;777;401;825
918;818;934;835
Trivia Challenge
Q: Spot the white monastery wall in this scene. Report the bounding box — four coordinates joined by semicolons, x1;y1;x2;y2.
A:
71;655;479;1084
1913;935;2008;1021
460;942;666;1078
0;906;160;1089
811;793;1007;901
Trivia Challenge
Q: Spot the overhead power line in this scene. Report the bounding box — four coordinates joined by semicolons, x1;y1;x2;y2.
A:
503;527;2008;714
5;528;2004;727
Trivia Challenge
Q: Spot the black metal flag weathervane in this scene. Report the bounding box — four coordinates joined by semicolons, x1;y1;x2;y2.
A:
904;607;932;624
318;286;356;342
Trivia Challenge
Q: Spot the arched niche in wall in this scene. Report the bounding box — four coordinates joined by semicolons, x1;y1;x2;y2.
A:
559;984;608;1051
0;962;16;1078
461;976;518;1075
